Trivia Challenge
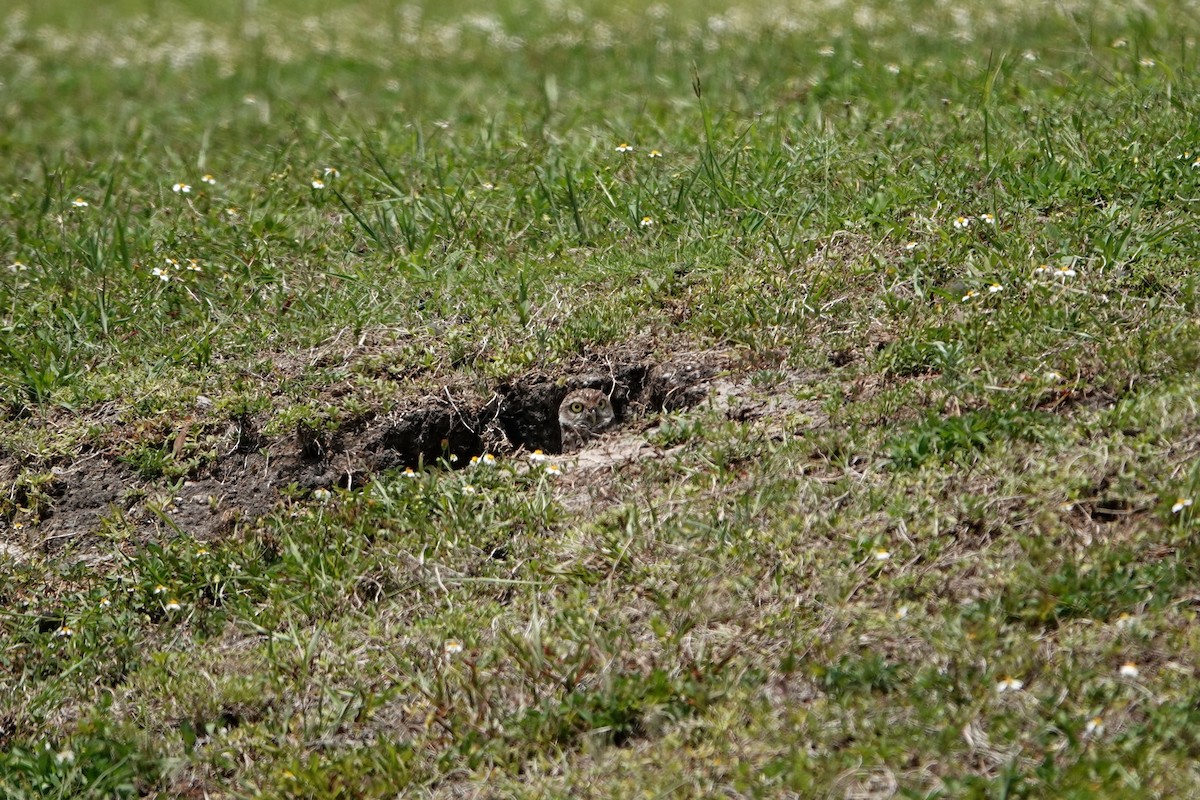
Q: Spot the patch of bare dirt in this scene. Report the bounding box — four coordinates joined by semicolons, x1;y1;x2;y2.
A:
4;347;824;558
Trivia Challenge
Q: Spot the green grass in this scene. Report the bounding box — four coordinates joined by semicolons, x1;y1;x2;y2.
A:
3;0;1200;796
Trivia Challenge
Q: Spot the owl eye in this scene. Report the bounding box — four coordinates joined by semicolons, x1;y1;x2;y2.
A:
569;401;585;413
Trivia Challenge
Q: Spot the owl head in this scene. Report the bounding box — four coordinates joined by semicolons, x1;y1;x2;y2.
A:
558;388;615;451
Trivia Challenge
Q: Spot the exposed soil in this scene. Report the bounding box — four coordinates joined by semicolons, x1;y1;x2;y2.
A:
3;347;820;561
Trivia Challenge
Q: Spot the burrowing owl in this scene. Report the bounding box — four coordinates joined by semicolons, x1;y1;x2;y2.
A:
558;389;615;451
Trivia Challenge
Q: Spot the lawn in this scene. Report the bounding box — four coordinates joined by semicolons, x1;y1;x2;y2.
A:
3;0;1200;796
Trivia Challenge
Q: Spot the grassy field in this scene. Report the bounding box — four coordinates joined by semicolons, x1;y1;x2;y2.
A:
3;0;1200;796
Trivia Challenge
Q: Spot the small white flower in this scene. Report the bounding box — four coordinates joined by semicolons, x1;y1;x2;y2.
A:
648;149;663;158
873;548;891;561
818;45;835;57
1032;264;1051;276
885;63;900;74
402;467;418;479
323;167;340;177
1172;497;1193;513
9;260;28;272
1054;265;1077;279
894;605;909;619
1119;662;1140;678
1043;371;1063;382
54;626;74;638
98;597;112;609
528;449;549;464
962;290;980;302
995;676;1024;693
186;259;201;273
71;197;89;208
640;216;654;228
311;178;325;189
312;488;332;502
952;215;972;229
481;182;495;190
172;183;192;194
164;599;182;612
462;484;477;494
903;241;918;251
201;174;216;185
1139;58;1155;67
55;749;75;764
988;283;1003;293
1084;716;1105;736
153;584;168;595
443;639;464;656
615;143;634;153
1114;613;1137;629
545;463;563;476
1022;50;1037;61
980;213;995;224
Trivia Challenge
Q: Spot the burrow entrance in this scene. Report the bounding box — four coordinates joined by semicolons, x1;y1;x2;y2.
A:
367;356;719;472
